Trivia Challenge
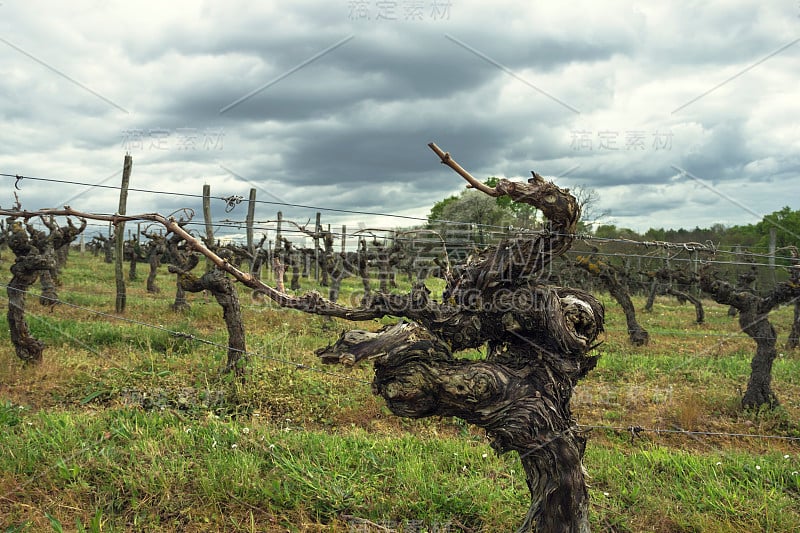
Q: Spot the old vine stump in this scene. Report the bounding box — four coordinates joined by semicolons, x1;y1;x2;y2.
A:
307;147;605;532
575;254;648;346
169;265;248;378
700;265;800;408
5;220;56;363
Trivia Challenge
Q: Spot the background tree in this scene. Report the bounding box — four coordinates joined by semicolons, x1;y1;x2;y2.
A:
437;189;511;244
593;224;640;240
427;194;459;227
571;185;610;232
754;206;800;251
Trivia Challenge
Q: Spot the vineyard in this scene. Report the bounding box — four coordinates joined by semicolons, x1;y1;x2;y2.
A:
1;153;800;532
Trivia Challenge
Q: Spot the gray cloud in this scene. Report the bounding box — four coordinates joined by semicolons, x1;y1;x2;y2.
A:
1;1;797;238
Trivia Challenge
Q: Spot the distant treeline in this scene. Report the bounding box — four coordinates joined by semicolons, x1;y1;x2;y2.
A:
594;205;799;253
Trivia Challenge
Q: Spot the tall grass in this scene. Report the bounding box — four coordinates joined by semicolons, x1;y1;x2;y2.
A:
1;253;799;531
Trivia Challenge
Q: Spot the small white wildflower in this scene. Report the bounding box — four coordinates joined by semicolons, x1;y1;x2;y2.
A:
268;443;276;451
212;439;217;449
784;455;790;459
482;453;488;459
462;465;467;472
715;461;722;466
26;422;33;426
231;443;237;449
603;492;610;497
184;428;191;434
242;427;250;434
792;471;798;476
755;465;761;470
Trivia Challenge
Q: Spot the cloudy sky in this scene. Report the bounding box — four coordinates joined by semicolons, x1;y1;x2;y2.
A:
1;0;798;243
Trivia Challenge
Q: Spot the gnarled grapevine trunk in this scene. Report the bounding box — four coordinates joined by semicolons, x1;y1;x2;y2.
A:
8;255;53;363
727;262;757;317
699;267;800;408
4;220;55;363
318;286;602;533
665;288;704;324
167;232;196;312
575;255;648;346
39;269;58;307
358;237;371;296
40;216;86;289
643;267;704;325
144;232;166;293
310;145;604;532
169;266;247;378
788;302;800;350
644;278;658;312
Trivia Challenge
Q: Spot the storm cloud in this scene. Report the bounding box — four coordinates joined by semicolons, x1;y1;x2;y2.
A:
1;0;798;237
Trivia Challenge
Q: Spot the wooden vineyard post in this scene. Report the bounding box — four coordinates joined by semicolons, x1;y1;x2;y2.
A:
115;154;132;313
274;211;285;292
203;184;215;271
246;188;256;272
314;212;321;282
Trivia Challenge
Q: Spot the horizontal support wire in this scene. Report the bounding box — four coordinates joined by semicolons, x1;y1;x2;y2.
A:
3;171;799;444
9;278;791;342
44;224;791;269
2;282;799;442
1;171;458;227
3;171;794;259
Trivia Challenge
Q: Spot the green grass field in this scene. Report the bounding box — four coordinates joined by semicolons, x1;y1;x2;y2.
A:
1;252;799;532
